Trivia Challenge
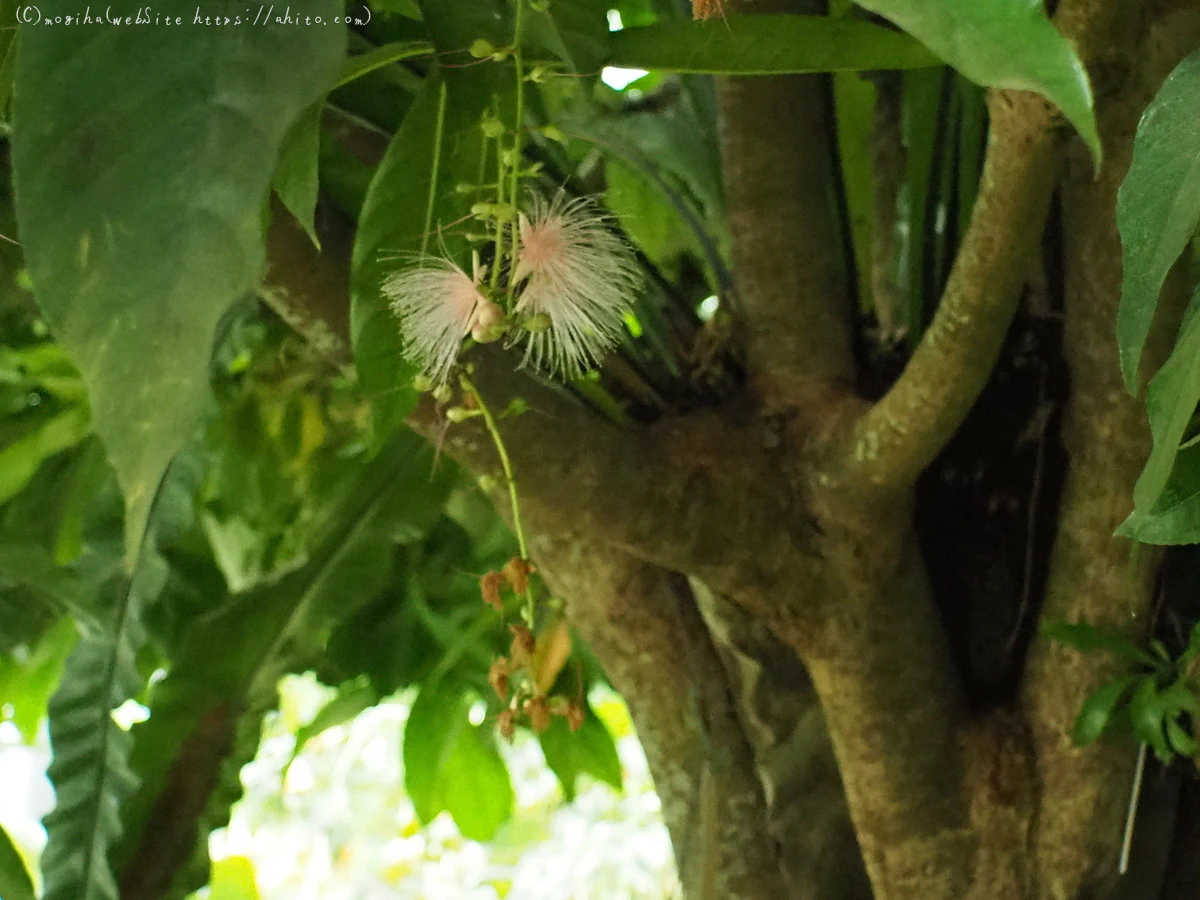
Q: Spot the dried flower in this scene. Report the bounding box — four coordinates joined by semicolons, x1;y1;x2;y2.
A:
524;695;551;733
512;191;640;378
565;699;585;732
382;258;489;384
497;707;516;741
502;556;533;595
488;657;510;701
509;624;536;668
480;571;505;612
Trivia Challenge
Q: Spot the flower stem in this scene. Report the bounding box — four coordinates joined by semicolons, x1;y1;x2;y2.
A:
460;373;535;625
420;80;448;261
507;0;527;304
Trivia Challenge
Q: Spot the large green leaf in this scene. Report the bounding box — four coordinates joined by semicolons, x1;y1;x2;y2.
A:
115;429;452;892
443;722;514;842
40;554;165;900
403;677;469;823
539;708;622;801
1118;441;1200;544
1071;674;1140;746
0;615;78;743
0;823;35;900
11;0;346;554
607;15;939;74
853;0;1099;165
1043;621;1159;670
1124;286;1200;529
1117;49;1200;391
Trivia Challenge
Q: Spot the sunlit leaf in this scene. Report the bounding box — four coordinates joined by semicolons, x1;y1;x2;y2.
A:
443;722;514;841
606;16;939;74
0;822;35;900
403;678;469;823
853;0;1099;165
1117;49;1200;390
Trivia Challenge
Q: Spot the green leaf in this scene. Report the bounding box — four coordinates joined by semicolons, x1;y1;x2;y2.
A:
606;16;939;74
208;856;261;900
11;0;346;554
337;41;435;88
1043;621;1159;670
1071;675;1139;746
0;823;35;900
290;676;379;761
1117;441;1200;544
40;555;165;900
539;708;622;801
1167;717;1198;757
1126;285;1200;524
1117;49;1200;391
403;678;469;823
273;104;325;250
443;723;514;842
0;616;78;743
853;0;1099;166
0;404;91;506
1129;677;1172;762
116;430;448;889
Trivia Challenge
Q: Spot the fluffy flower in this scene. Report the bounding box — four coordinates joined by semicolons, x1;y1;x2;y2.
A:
513;191;640;378
382;258;488;384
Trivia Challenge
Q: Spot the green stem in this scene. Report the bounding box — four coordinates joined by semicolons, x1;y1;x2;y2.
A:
420;80;448;260
460;374;535;625
507;0;527;304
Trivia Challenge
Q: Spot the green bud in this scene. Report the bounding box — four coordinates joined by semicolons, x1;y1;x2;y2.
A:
522;313;552;333
469;38;495;59
540;124;565;144
432;383;454;404
471;201;498;219
478;474;498;492
501;148;519;167
480;116;505;139
491;202;516;221
490;46;513;62
446;406;481;423
526;66;548;84
412;373;433;392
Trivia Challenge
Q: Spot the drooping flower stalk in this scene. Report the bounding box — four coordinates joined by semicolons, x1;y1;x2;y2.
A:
512;190;641;378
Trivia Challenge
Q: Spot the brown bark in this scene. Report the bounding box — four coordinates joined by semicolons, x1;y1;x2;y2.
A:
255;0;1200;897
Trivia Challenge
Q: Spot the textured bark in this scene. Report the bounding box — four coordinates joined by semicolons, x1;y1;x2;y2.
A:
255;0;1200;897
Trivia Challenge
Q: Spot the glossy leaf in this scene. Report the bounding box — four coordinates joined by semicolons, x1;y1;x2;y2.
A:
1043;621;1159;670
338;41;434;88
11;0;346;553
40;557;164;900
273;104;325;250
606;16;940;74
1117;49;1200;390
1126;286;1200;528
1071;675;1139;746
0;822;35;900
539;709;622;801
443;723;514;842
402;678;469;823
290;676;380;761
853;0;1099;165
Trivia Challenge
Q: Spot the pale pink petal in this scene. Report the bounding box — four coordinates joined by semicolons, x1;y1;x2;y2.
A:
383;258;486;384
513;191;640;378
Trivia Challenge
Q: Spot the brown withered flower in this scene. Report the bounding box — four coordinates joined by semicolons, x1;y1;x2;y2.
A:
488;657;510;702
497;707;516;742
501;556;533;595
480;571;504;612
524;695;551;733
509;624;536;668
565;699;585;733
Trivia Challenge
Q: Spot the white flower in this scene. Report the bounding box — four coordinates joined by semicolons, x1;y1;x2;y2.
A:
513;191;640;378
382;258;488;385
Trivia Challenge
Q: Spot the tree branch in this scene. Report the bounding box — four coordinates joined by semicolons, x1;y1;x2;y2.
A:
533;538;792;900
1022;5;1200;892
847;89;1064;489
711;0;856;409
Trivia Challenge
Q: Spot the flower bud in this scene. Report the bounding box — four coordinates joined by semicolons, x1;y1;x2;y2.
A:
479;115;505;139
522;313;552;333
480;571;504;611
432;383;454;404
470;301;507;343
478;474;498;492
539;124;565;144
446;406;479;423
469;38;494;58
524;696;551;733
411;373;433;392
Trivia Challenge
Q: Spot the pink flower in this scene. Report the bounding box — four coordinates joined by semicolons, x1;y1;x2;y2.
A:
513;191;640;378
382;258;488;384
